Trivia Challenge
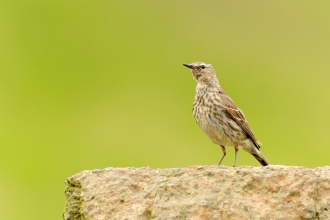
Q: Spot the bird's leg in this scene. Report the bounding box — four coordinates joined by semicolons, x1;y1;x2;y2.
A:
233;144;239;167
218;145;226;165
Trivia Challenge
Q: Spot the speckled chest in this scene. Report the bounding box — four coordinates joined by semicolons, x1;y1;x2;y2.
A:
192;88;244;146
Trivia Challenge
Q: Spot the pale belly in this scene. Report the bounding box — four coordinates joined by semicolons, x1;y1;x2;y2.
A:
193;106;246;147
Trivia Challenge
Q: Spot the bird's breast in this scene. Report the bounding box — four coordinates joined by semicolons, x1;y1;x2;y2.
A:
192;92;244;146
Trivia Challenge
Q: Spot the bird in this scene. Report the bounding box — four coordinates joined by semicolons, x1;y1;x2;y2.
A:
183;62;269;167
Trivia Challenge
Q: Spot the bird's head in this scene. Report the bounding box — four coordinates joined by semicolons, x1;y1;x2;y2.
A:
183;62;219;86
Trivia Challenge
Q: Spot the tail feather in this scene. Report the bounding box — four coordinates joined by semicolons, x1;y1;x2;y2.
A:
252;152;270;166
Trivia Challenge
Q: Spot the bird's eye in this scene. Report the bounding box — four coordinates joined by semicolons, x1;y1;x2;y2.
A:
201;65;205;69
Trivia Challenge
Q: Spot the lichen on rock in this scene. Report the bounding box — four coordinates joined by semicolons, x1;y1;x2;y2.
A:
63;166;330;220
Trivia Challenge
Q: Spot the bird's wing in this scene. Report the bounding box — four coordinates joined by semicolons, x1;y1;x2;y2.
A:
219;91;261;149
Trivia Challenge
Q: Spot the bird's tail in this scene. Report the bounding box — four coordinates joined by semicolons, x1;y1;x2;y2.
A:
251;152;270;166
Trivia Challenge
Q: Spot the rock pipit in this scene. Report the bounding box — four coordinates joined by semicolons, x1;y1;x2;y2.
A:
183;62;269;166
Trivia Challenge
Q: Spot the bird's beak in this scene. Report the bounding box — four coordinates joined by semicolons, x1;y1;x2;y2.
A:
183;63;193;69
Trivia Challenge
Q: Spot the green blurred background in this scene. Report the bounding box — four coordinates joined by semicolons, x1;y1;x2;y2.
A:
1;1;330;219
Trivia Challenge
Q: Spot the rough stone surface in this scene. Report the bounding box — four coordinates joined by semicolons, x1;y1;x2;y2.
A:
63;166;330;220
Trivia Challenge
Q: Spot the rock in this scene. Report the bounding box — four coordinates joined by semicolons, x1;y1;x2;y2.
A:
63;166;330;220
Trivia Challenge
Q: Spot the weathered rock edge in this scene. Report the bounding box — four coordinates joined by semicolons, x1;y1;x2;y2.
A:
63;166;330;220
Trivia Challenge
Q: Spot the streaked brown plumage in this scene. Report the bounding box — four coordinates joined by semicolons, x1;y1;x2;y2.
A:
183;62;269;166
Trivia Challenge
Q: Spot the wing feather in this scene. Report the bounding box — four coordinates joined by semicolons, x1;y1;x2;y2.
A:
219;90;261;149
